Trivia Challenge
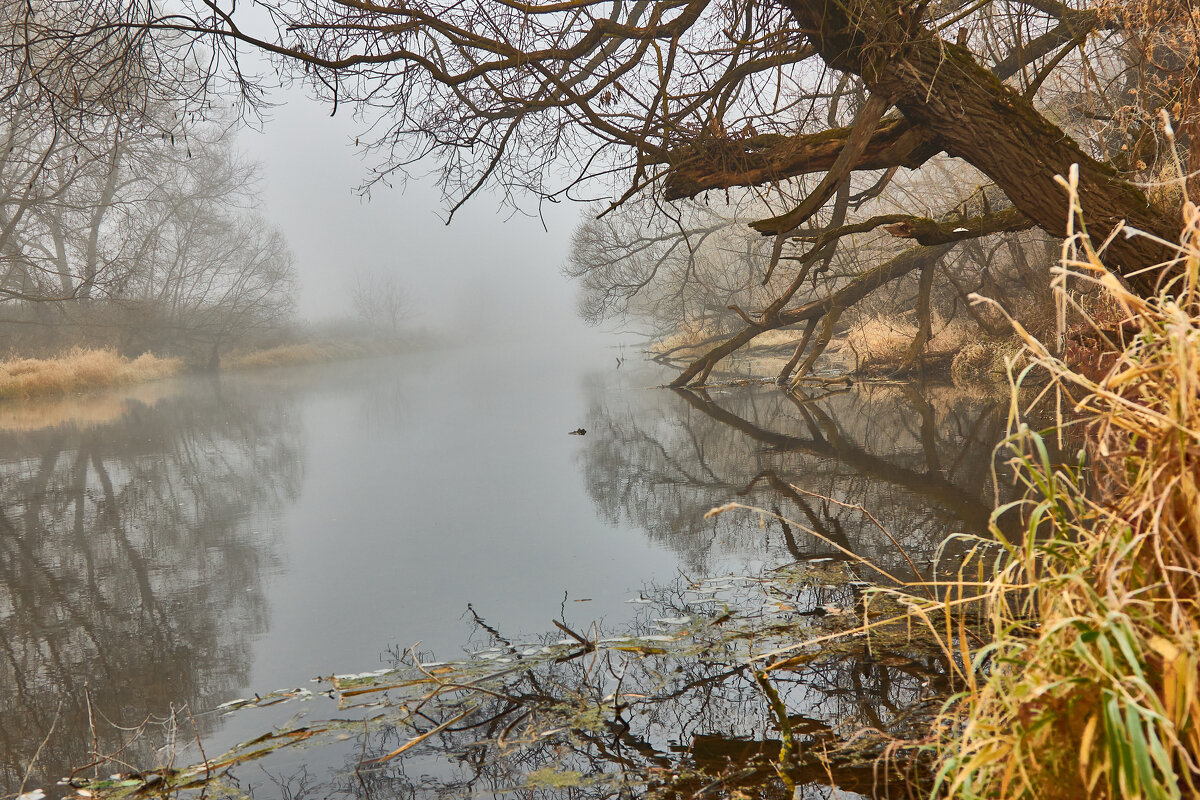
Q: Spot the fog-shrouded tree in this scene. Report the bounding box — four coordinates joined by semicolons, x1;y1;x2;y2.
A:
1;0;297;363
350;270;408;336
8;0;1198;380
0;95;297;363
567;158;1060;381
112;129;298;366
0;0;228;300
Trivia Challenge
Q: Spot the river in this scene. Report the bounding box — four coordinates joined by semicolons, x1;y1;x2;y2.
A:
0;343;1007;799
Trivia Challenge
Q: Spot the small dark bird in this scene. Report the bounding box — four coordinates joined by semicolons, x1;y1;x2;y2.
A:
568;428;586;436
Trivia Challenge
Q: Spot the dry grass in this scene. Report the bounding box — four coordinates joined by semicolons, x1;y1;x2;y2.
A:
949;337;1025;386
917;169;1200;798
715;167;1200;798
650;324;720;356
0;348;181;401
222;339;394;370
224;343;338;369
0;337;400;410
841;313;979;373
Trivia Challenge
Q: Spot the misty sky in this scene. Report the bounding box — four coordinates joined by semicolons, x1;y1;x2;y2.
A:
237;87;605;344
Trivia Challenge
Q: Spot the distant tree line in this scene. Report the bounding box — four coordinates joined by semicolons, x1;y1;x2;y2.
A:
0;3;296;366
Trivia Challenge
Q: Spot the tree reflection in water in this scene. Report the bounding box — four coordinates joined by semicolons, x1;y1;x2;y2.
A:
0;378;302;793
366;578;947;800
580;378;1008;581
83;566;945;800
59;377;1007;800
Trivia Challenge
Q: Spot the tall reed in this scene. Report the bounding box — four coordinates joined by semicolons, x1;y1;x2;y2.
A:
926;166;1200;798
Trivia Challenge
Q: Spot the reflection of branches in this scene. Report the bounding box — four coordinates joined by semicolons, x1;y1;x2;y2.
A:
0;382;302;793
673;387;994;531
199;573;946;800
581;375;1006;578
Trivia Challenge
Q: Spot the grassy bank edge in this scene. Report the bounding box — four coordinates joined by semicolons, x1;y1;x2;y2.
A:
910;184;1200;797
0;348;183;402
0;339;407;402
721;184;1199;797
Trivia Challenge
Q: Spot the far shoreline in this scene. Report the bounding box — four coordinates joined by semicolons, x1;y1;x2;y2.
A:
0;339;415;405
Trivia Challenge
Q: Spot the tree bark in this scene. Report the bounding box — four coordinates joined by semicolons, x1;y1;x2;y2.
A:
750;92;892;235
661;9;1098;203
663;115;937;201
81;138;123;301
778;0;1180;294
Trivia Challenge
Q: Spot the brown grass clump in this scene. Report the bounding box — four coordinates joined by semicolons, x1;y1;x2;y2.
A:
922;166;1200;798
843;313;978;374
0;349;181;401
706;176;1199;797
225;343;336;369
949;337;1024;386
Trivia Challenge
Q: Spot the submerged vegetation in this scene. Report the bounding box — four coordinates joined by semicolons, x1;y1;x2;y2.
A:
53;562;946;800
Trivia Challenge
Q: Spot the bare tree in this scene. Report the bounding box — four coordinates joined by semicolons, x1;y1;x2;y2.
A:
110;127;297;365
569;155;1058;380
145;0;1187;270
566;197;762;338
350;271;408;337
121;210;297;368
0;105;179;304
0;0;252;133
0;98;297;362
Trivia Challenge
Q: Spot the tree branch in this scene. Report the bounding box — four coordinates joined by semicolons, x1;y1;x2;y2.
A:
662;114;936;201
749;92;892;235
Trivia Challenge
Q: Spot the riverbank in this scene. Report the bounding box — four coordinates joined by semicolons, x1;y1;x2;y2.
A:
917;200;1200;797
0;348;182;401
222;338;408;370
21;209;1197;799
650;319;1025;390
0;338;408;402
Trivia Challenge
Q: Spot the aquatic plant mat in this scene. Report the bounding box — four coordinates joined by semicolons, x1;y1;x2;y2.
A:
57;561;951;800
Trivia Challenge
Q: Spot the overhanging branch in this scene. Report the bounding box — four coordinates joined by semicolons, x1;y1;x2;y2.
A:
661;115;937;201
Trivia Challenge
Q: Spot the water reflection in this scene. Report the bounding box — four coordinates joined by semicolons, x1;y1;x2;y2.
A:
581;378;1006;579
359;576;948;800
87;566;948;800
0;378;301;792
0;356;1012;800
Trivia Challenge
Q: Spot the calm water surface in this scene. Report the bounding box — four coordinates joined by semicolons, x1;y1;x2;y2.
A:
0;344;1007;797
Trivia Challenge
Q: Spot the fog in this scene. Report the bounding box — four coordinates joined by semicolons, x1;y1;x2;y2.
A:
238;89;605;346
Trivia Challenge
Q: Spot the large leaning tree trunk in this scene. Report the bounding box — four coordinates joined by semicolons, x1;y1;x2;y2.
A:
776;0;1180;294
662;2;1183;294
656;1;1187;386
